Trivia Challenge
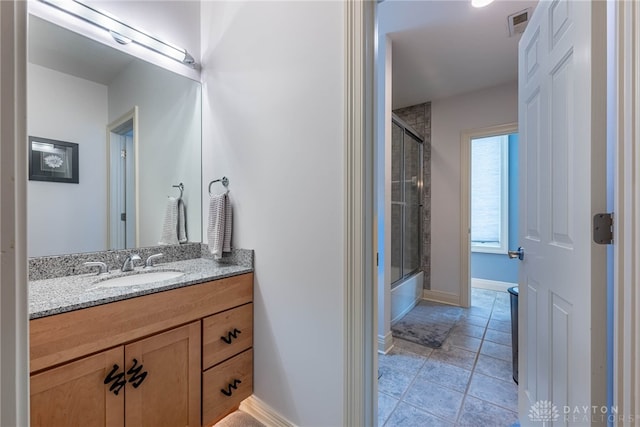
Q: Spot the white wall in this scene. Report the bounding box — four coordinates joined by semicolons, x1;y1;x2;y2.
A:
200;2;345;425
88;1;201;63
108;60;202;247
27;64;108;256
430;81;518;302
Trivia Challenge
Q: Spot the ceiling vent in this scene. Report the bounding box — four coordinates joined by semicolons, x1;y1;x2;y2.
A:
508;8;532;37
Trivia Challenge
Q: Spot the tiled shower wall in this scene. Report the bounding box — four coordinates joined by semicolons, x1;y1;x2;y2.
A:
393;102;431;289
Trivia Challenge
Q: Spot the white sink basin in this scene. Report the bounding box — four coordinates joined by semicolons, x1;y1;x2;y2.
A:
90;271;184;290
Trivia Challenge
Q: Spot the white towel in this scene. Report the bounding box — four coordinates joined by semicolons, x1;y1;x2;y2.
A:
159;197;179;245
207;192;232;259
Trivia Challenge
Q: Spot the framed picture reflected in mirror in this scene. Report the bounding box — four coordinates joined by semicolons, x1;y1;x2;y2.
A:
28;136;79;184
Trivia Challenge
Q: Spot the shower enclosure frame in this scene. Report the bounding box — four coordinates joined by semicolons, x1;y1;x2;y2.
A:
390;113;424;288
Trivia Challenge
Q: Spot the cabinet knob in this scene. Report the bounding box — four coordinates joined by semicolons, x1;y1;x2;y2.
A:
126;358;148;388
104;364;126;395
220;328;242;344
220;379;242;397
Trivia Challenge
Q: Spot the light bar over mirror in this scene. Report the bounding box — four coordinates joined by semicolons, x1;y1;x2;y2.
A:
39;0;197;67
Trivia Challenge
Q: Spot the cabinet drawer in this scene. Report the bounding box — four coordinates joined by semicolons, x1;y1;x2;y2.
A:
202;303;253;370
202;349;253;427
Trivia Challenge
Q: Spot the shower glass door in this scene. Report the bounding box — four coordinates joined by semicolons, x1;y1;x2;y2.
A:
391;116;423;287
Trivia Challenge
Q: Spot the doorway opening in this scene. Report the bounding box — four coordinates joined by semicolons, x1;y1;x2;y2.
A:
461;123;518;308
107;107;139;250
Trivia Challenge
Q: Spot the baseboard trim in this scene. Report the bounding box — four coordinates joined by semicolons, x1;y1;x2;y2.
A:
377;332;394;354
471;278;515;293
239;395;296;427
422;289;460;306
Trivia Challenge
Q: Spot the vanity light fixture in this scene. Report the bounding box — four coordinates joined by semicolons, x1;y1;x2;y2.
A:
39;0;196;67
471;0;495;7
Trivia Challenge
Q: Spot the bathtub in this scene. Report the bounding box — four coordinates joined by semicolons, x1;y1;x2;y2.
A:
391;271;423;323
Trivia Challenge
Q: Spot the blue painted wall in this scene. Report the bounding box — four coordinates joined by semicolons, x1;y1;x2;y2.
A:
471;133;518;283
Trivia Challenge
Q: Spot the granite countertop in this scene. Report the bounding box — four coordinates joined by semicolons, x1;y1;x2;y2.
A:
29;258;253;319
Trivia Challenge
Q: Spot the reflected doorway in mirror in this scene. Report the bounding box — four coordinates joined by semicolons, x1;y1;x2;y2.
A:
107;107;138;250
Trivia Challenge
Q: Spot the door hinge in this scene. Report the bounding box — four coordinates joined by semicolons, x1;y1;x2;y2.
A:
121;149;127;159
593;213;613;245
376;252;379;267
120;213;126;221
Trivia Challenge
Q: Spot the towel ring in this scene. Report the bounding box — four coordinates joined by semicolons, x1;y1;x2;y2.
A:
208;176;229;196
172;183;184;199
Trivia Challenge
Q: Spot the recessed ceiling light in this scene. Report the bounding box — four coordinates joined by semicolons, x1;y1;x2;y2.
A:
472;0;495;8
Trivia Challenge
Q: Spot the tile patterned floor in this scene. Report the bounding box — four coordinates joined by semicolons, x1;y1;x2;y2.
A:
378;288;519;427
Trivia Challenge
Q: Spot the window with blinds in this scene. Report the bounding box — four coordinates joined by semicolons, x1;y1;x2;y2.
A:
471;134;509;254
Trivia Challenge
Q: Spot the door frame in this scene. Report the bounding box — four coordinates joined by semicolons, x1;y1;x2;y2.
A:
0;1;29;425
612;0;640;420
343;0;377;426
460;122;517;308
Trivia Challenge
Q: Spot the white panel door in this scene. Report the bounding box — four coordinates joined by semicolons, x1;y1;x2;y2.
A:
518;1;607;425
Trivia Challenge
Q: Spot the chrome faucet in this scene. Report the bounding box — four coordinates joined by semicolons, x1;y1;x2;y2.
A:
121;254;141;272
144;253;164;268
84;261;109;275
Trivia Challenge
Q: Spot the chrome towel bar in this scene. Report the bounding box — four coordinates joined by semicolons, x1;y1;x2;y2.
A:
172;182;184;199
208;177;229;196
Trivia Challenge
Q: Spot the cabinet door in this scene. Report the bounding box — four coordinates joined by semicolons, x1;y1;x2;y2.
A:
124;322;201;427
31;347;124;427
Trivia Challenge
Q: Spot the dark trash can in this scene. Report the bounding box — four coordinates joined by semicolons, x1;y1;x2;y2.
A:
508;286;519;384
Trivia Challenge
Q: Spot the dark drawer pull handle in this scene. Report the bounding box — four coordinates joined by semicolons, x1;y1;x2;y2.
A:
220;379;242;396
104;364;126;396
126;358;148;388
220;328;242;344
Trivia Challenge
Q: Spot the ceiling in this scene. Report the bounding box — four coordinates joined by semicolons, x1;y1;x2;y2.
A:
378;0;539;109
29;1;538;103
29;15;134;85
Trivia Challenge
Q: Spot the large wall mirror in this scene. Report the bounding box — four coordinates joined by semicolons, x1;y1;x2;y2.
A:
27;14;202;257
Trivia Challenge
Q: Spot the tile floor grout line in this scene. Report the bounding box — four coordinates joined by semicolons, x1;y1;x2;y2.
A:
381;352;440;426
389;383;465;426
379;390;401;427
386;351;428;425
468;291;519;420
454;295;494;426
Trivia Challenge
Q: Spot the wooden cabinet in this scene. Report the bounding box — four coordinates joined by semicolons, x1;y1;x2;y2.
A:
31;322;200;427
30;273;254;427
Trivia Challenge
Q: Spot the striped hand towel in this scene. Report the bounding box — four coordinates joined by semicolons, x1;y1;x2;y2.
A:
207;192;232;259
159;197;179;245
178;199;188;243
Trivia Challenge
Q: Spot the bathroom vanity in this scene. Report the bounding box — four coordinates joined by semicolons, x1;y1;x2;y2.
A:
25;2;252;425
29;260;254;427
